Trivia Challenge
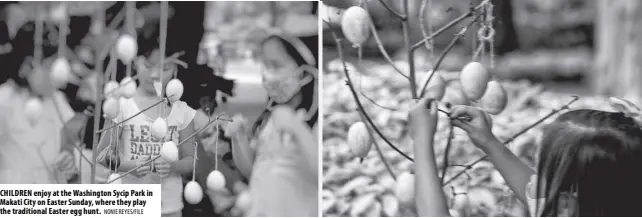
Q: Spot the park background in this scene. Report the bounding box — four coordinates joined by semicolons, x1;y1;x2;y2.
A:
322;0;640;217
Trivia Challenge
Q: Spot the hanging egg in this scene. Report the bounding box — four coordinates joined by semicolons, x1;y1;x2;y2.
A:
347;122;372;159
51;57;71;89
115;34;138;63
460;62;490;100
206;170;226;191
160;141;179;162
341;6;371;47
151;117;168;139
184;181;204;205
25;97;43;124
119;77;137;99
235;190;251;213
50;3;67;24
479;81;508;115
395;171;415;207
104;80;120;98
165;79;184;103
107;173;122;184
103;98;120;120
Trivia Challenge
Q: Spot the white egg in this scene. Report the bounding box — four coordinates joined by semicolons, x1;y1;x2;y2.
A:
165;79;184;103
235;190;251;213
107;173;122;184
206;170;226;191
51;57;71;88
103;81;120;98
160;141;179;162
151;118;168;139
119;77;137;98
24;97;43;124
115;34;138;63
395;171;415;207
184;181;203;205
103;98;120;120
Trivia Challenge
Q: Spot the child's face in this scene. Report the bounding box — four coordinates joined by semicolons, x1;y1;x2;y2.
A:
135;57;176;94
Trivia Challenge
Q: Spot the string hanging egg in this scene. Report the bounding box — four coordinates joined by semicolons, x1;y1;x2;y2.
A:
206;170;226;191
103;98;120;120
119;77;137;98
151;117;168;139
51;57;71;89
184;181;203;205
24;97;43;124
107;173;122;184
165;79;184;103
104;81;120;98
115;34;138;63
395;171;415;207
160;141;179;162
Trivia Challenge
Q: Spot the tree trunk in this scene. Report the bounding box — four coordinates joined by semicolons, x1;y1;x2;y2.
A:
594;0;642;99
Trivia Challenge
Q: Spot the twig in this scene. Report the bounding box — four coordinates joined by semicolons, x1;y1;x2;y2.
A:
363;3;408;79
324;20;414;162
411;0;489;51
440;125;454;183
442;96;580;186
419;13;483;98
90;5;106;183
95;97;170;134
400;0;417;99
376;0;405;20
107;115;230;184
360;92;400;111
358;109;396;180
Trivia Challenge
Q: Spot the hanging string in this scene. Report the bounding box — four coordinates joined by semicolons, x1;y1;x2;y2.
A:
34;5;44;69
125;2;135;77
427;0;435;62
214;125;220;171
57;2;68;58
159;2;168;117
192;142;198;182
486;2;495;68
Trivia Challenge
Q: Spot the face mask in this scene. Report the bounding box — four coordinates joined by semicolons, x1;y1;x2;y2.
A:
262;66;312;104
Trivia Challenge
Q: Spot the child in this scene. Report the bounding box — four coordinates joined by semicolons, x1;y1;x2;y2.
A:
408;97;642;216
224;34;318;216
0;19;77;184
96;49;197;217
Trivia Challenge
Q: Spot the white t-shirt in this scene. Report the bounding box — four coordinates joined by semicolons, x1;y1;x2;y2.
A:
111;98;195;214
0;80;75;184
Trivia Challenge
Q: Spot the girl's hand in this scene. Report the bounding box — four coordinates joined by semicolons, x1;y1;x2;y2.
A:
55;151;77;177
154;159;172;178
131;160;152;178
270;106;306;133
408;98;439;140
449;105;498;151
224;114;249;138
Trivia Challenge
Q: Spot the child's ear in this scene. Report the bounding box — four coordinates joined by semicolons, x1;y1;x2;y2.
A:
609;97;641;117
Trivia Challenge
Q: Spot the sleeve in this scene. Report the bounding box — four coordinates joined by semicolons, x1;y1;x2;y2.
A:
179;101;197;131
526;174;544;217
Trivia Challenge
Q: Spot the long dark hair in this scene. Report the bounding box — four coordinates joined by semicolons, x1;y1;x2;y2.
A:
251;35;317;135
536;109;642;216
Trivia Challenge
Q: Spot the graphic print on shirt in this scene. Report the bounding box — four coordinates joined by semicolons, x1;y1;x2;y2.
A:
128;124;179;161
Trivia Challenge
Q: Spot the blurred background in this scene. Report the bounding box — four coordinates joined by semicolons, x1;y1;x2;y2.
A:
321;0;641;216
0;1;317;217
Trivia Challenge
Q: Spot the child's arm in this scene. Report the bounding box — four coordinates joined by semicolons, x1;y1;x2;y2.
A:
410;99;450;217
172;120;197;175
449;105;535;205
228;115;255;179
480;137;535;205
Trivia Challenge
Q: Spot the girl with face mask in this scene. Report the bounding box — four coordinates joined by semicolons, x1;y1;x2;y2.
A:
223;34;318;216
